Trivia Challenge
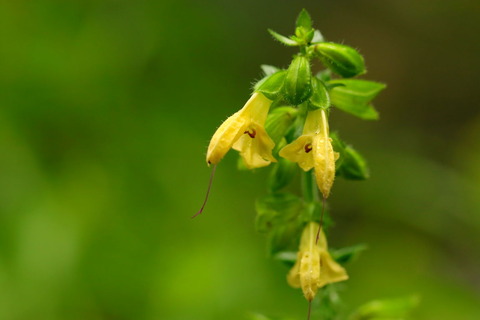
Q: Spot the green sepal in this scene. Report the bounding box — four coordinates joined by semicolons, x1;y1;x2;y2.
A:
267;158;297;193
265;106;298;145
315;42;366;78
309;77;330;110
260;64;280;77
296;9;312;29
348;296;420;320
331;244;367;265
329;79;385;120
256;70;287;100
331;133;370;180
268;29;298;46
283;55;312;105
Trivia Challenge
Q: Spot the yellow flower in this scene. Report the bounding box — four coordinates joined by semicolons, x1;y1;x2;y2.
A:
206;92;276;169
287;222;348;301
279;109;338;198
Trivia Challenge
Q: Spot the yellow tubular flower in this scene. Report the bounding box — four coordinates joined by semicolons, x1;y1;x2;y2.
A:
206;92;276;169
279;109;338;198
287;222;348;301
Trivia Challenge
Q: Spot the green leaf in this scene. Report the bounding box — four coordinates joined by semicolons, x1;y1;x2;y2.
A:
267;222;303;255
309;77;330;110
315;42;366;77
268;29;298;46
265;107;298;144
261;64;280;77
256;70;287;100
296;9;312;29
316;69;331;82
331;132;370;180
311;30;324;43
331;244;367;264
267;158;297;192
339;146;370;180
272;251;297;264
283;55;312;105
349;296;420;320
255;193;303;233
329;79;386;120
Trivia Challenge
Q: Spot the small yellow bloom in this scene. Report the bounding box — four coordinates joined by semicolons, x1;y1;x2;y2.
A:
287;222;348;301
279;109;338;198
206;92;276;169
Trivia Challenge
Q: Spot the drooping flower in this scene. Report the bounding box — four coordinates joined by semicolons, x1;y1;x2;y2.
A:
287;222;348;301
206;92;276;169
279;108;338;198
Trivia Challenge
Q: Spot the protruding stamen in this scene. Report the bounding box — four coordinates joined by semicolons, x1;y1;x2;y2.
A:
304;143;312;153
192;164;217;219
316;196;326;244
244;128;256;138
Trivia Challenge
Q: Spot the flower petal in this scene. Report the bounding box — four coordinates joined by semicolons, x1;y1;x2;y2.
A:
206;112;246;165
278;135;314;171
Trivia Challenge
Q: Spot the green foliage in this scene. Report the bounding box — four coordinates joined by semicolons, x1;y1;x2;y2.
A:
268;158;297;192
331;244;367;264
329;79;386;120
296;9;312;30
256;70;287;100
309;77;330;110
349;296;420;320
265;107;298;145
331;133;370;180
268;29;299;46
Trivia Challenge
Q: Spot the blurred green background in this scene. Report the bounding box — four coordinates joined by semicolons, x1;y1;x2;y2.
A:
1;0;479;319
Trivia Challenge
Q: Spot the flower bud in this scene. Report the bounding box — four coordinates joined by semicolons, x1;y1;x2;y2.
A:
283;55;312;105
314;42;366;78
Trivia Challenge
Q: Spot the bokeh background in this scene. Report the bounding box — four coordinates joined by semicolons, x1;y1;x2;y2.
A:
1;0;479;319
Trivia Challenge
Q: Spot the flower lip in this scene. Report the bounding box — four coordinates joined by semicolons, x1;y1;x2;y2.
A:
206;92;276;169
287;222;348;301
279;109;337;198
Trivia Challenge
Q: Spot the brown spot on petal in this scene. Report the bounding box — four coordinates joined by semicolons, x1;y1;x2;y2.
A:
244;128;256;138
305;143;312;153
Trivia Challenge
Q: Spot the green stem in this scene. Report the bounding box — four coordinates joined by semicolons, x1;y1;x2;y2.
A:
302;170;315;203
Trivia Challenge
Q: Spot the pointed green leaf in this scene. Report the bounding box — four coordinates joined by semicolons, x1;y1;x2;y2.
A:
265;107;298;144
340;146;370;179
311;29;324;43
255;193;303;233
331;244;367;264
331;132;370;180
267;158;297;192
296;9;312;29
329;79;385;120
349;296;420;320
256;70;287;100
261;64;280;77
315;42;366;77
268;29;298;46
283;55;312;105
309;77;330;110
